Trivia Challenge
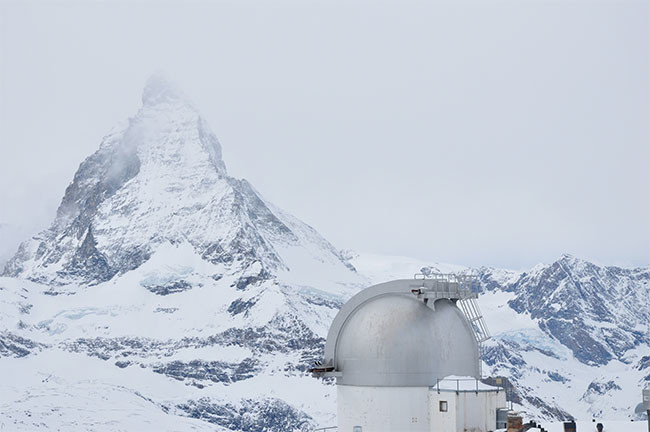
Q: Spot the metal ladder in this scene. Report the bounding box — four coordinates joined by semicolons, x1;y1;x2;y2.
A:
457;296;491;344
457;295;491;376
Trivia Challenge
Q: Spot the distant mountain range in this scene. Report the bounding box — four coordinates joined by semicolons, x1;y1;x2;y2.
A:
478;254;649;420
0;76;647;431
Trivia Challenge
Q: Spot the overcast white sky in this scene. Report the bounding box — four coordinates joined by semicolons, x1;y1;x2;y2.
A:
0;0;648;270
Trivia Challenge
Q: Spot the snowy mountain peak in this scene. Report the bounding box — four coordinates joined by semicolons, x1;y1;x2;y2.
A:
0;76;368;432
480;254;650;366
559;252;575;261
141;73;187;107
3;76;360;290
557;253;585;267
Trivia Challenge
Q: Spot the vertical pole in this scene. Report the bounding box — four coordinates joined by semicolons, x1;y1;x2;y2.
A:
647;410;649;432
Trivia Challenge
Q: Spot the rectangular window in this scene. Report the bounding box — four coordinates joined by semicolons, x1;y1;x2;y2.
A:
439;401;448;412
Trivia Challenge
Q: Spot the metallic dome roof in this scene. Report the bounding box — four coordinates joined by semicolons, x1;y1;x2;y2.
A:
324;279;480;386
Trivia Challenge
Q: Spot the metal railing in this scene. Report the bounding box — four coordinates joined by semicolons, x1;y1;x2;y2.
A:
413;272;481;292
433;377;505;394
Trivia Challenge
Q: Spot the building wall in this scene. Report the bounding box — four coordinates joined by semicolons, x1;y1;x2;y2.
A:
457;390;507;431
429;390;507;432
337;385;431;432
428;391;456;432
338;385;507;432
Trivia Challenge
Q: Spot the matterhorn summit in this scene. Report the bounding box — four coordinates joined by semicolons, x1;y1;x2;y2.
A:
0;75;368;431
141;72;189;107
4;75;358;291
2;76;648;431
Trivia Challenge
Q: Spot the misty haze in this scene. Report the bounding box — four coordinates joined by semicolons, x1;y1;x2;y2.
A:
0;0;648;431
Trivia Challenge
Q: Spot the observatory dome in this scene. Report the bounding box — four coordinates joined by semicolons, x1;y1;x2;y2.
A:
326;281;480;387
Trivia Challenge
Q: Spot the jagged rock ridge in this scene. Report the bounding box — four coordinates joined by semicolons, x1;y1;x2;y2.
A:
0;75;365;431
479;254;650;366
476;254;650;421
1;75;648;429
3;74;355;287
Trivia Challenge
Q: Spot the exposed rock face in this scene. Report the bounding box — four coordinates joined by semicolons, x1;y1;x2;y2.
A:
477;254;650;421
1;75;648;429
3;74;355;288
0;75;364;431
480;254;650;366
0;332;44;358
175;397;313;432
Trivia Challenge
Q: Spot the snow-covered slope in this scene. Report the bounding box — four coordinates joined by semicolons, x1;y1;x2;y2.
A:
349;251;468;285
1;75;365;431
351;253;650;422
3;74;357;293
477;255;650;421
1;75;648;430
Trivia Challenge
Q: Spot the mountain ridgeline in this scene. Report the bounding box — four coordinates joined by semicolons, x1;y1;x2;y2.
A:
3;74;355;287
0;76;648;430
478;255;649;420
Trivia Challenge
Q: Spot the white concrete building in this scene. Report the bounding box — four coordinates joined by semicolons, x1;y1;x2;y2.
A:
314;277;507;432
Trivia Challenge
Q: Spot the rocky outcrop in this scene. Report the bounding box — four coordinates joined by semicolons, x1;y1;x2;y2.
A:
480;255;650;366
2;74;356;288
